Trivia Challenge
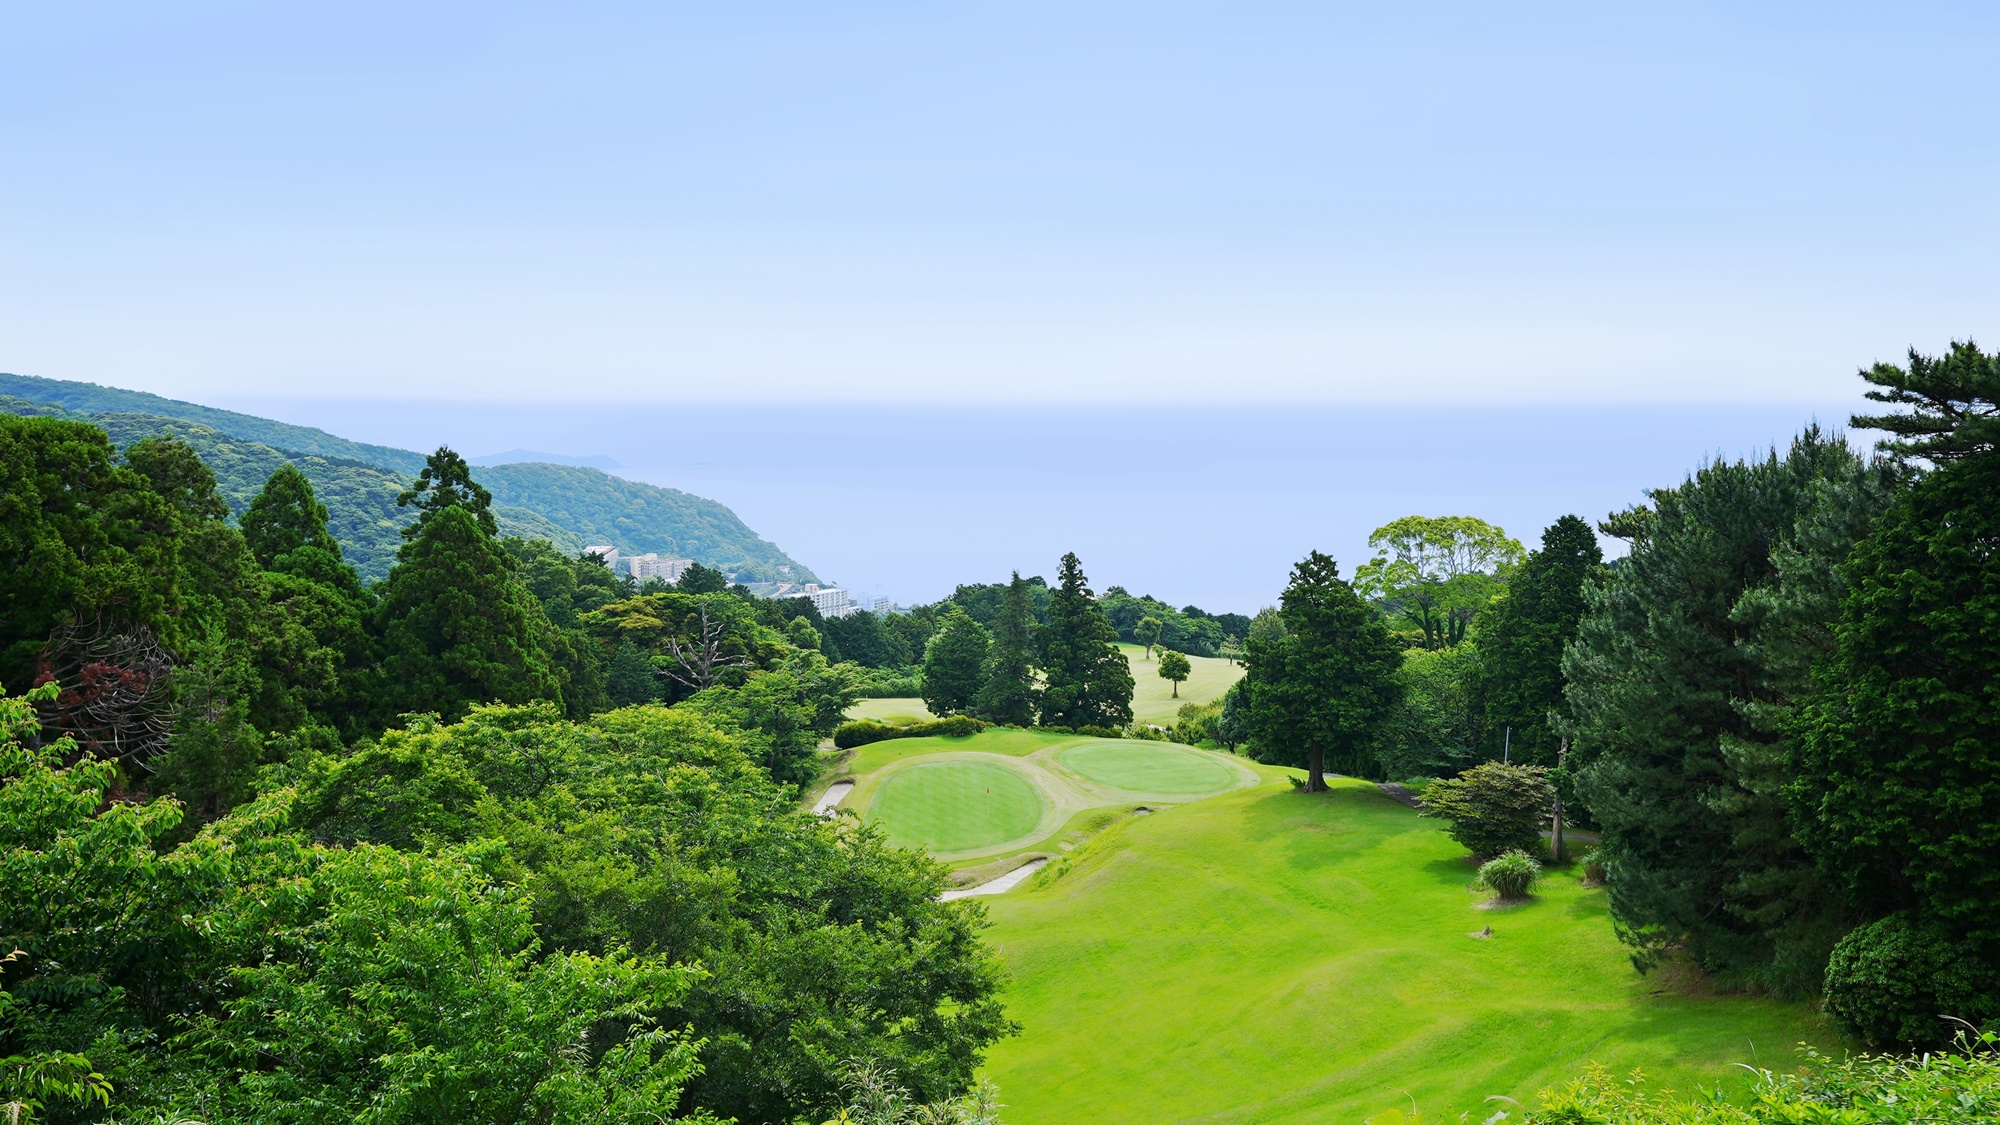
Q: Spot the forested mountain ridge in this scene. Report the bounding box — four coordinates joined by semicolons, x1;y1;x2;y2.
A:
0;371;425;473
0;374;816;584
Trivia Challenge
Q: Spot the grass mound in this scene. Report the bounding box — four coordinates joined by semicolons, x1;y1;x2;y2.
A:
1059;742;1239;795
865;761;1046;852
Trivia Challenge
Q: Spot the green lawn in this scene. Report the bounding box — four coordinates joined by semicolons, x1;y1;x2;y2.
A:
865;760;1048;852
978;772;1833;1125
845;697;936;724
1059;742;1239;795
1120;643;1242;726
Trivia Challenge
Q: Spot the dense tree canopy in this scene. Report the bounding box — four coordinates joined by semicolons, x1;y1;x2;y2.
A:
1563;429;1866;995
1789;450;2000;1040
372;505;563;724
395;445;496;538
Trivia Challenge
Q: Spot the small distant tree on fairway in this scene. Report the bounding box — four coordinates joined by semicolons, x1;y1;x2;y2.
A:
1242;551;1402;791
1418;762;1554;860
1157;650;1190;698
921;606;990;717
1135;615;1163;658
1039;552;1134;730
974;570;1040;725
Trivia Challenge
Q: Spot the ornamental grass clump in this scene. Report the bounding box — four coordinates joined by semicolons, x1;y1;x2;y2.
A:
1477;850;1543;902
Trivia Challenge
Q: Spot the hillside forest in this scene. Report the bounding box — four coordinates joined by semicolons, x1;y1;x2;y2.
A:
2;343;1999;1122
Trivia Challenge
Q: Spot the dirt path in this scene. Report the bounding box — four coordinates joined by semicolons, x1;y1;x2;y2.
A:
1377;782;1422;808
941;857;1050;901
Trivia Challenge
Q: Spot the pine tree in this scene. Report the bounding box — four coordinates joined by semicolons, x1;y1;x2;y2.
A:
372;505;561;723
1242;550;1402;790
974;571;1040;725
1850;339;2000;464
920;607;989;717
1473;515;1602;766
1038;553;1134;730
1563;428;1866;993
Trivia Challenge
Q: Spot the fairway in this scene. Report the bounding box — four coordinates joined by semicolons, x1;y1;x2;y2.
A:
979;773;1833;1125
1120;643;1242;726
866;760;1046;852
845;697;936;724
1060;742;1238;794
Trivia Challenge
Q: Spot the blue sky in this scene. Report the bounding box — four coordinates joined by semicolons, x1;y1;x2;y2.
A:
5;2;1996;405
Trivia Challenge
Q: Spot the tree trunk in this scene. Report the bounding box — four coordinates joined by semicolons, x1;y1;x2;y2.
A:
1171;681;1178;698
1306;743;1327;792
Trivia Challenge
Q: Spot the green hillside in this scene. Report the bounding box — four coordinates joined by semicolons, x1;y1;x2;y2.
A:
0;371;424;474
0;376;816;585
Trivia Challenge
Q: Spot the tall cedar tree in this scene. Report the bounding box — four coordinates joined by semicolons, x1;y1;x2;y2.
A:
0;416;179;685
974;571;1040;725
1243;551;1402;790
1038;553;1134;729
1562;428;1864;994
239;463;340;564
1789;449;2000;1036
1474;515;1602;766
921;607;990;717
373;504;562;723
396;446;496;539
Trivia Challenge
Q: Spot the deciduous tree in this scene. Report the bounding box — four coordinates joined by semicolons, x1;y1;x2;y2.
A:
1157;649;1190;697
1353;515;1523;650
922;607;990;718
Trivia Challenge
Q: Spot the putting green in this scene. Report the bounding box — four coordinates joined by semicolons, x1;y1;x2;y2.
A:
1060;742;1238;795
866;761;1047;852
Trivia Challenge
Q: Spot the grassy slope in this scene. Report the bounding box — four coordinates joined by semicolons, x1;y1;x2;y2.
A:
1120;643;1242;726
980;773;1832;1125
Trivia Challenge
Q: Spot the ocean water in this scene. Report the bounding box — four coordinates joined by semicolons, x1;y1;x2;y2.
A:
216;398;1865;614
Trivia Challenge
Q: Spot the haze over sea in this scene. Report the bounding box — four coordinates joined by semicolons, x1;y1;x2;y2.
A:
219;396;1862;613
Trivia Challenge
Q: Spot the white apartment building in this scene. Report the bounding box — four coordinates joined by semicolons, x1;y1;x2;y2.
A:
769;582;857;618
627;553;694;582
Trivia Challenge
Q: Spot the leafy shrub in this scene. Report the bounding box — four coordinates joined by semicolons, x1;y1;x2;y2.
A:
1125;724;1170;741
1823;912;2000;1048
1524;1038;2000;1123
1417;762;1554;860
1169;700;1223;746
1476;850;1542;901
833;715;991;749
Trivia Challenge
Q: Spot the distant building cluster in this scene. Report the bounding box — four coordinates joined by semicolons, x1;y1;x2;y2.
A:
584;545;694;584
769;582;858;618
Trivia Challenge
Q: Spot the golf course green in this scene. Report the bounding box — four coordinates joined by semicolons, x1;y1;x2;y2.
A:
834;728;1259;863
1059;741;1239;793
978;771;1833;1125
867;760;1046;852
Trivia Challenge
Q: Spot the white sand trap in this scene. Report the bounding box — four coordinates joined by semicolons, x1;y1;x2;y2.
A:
812;781;854;817
941;857;1050;901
